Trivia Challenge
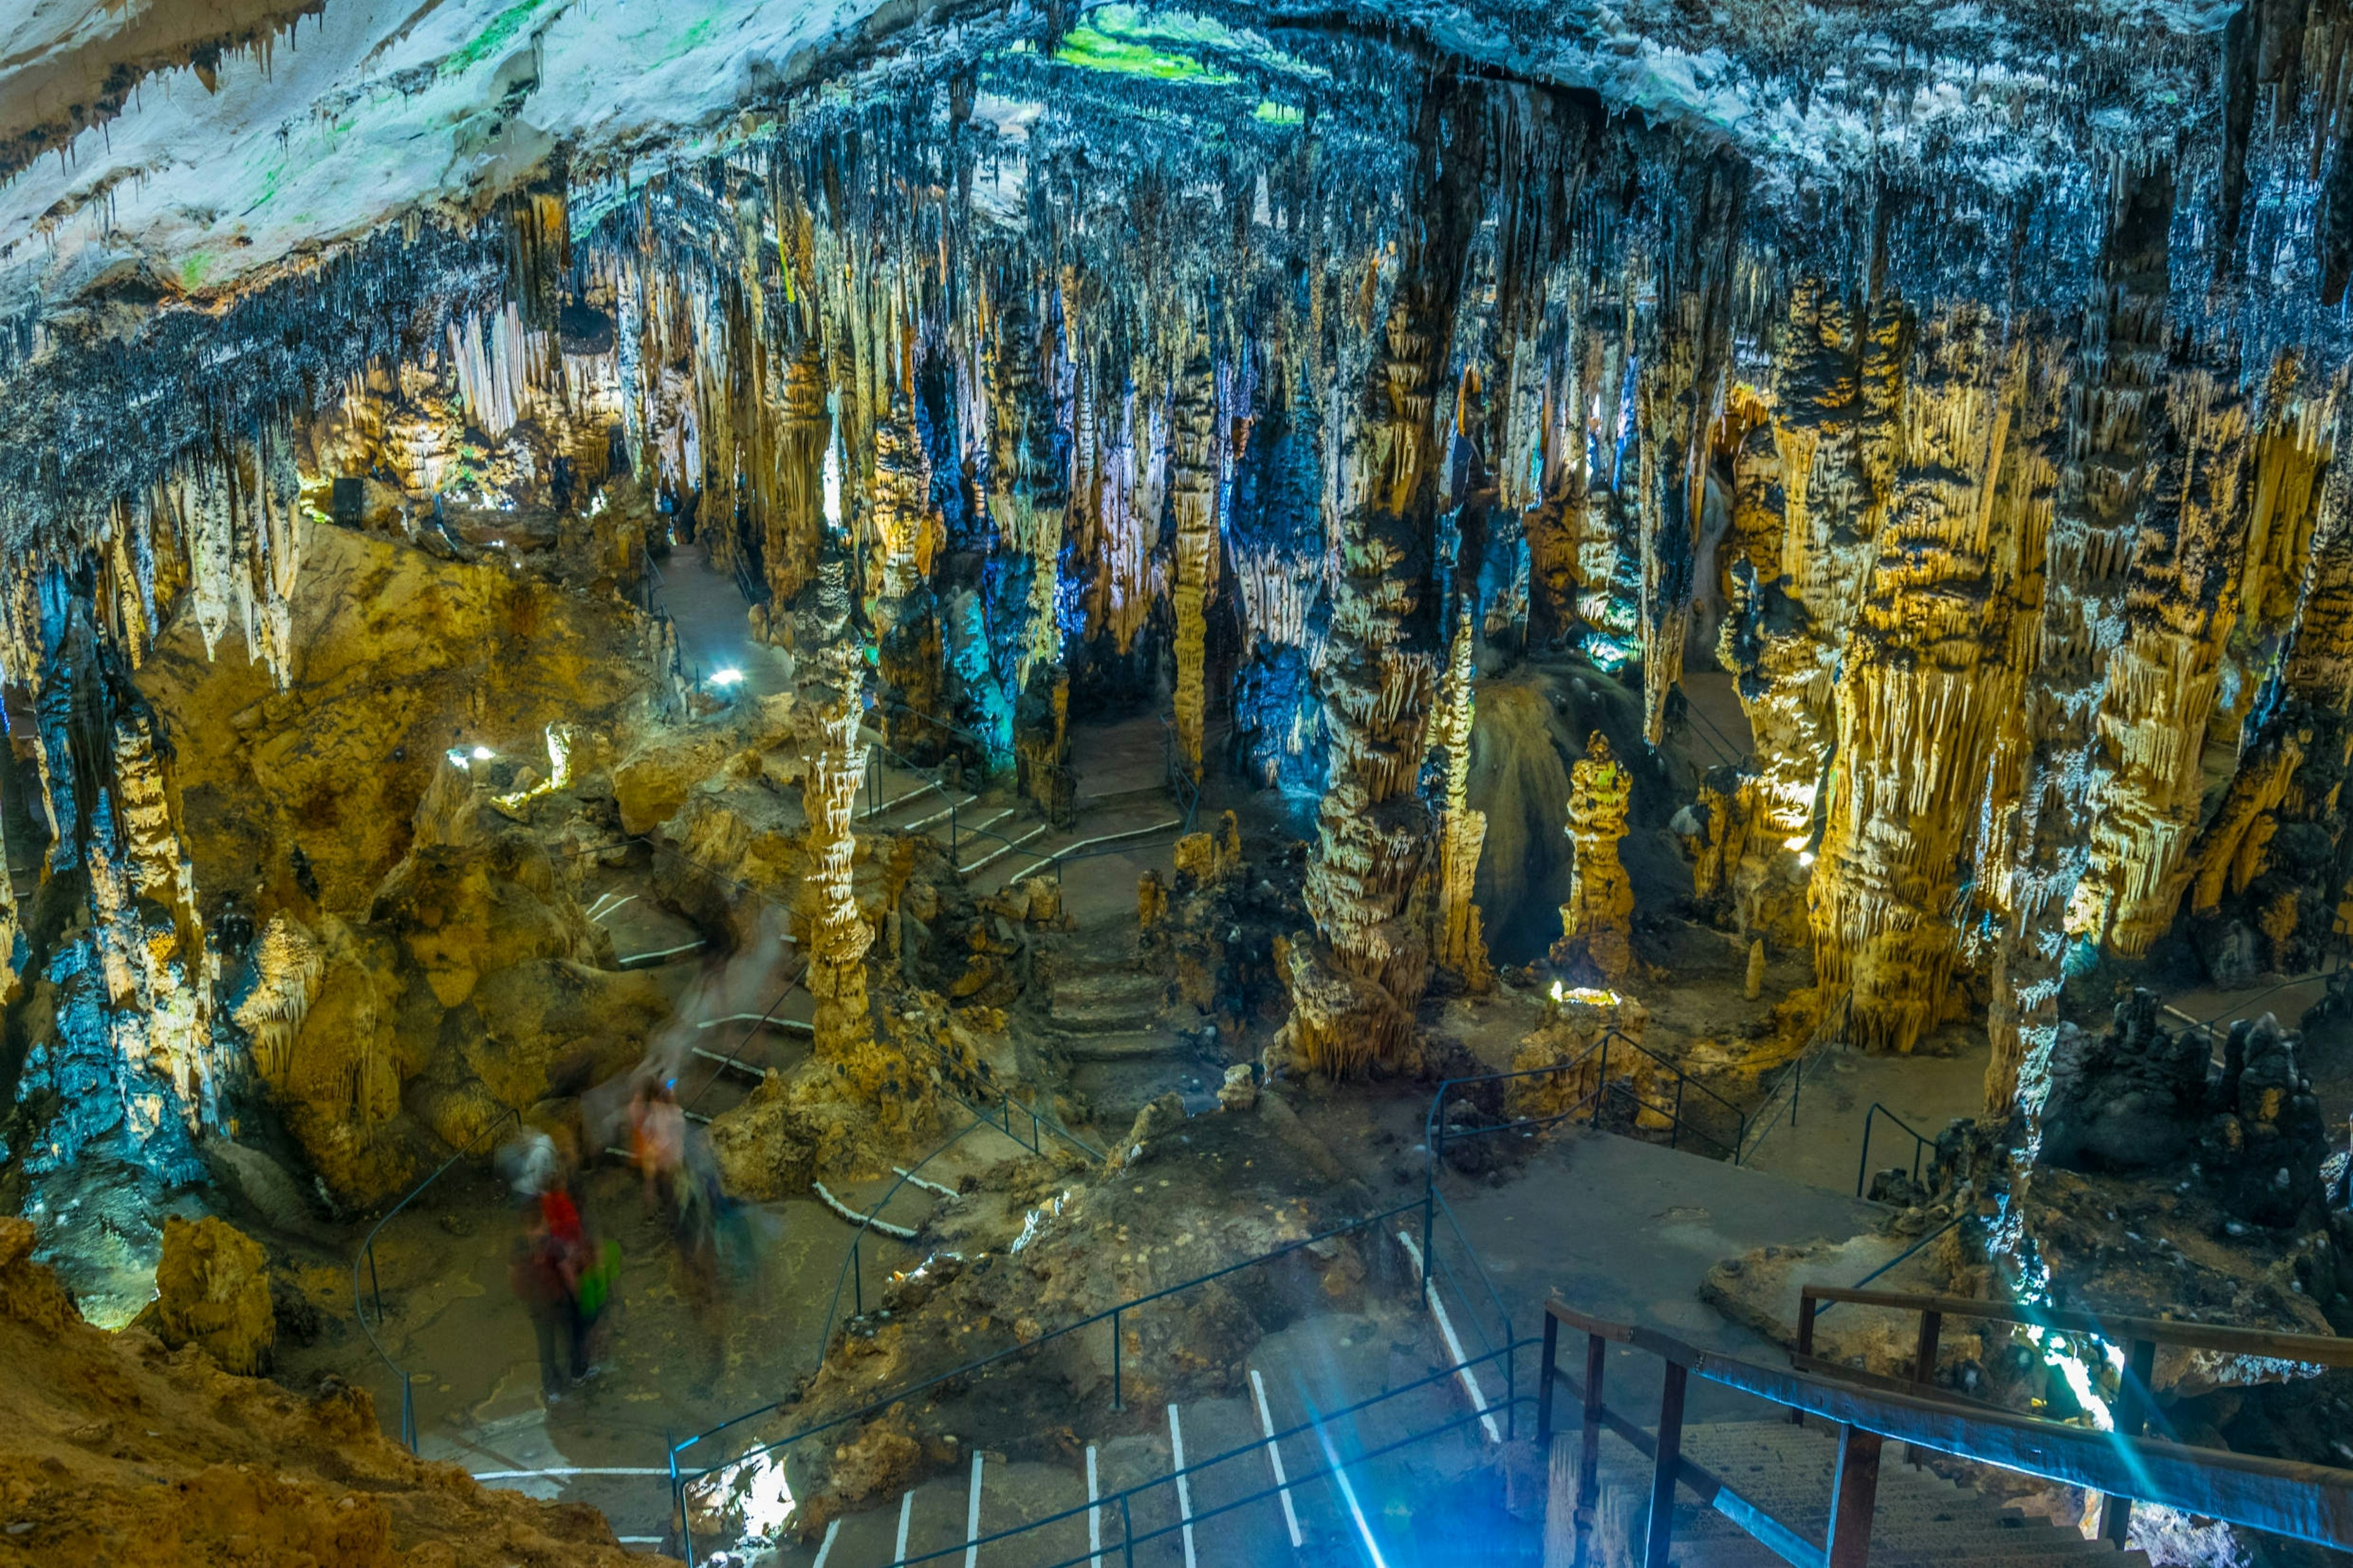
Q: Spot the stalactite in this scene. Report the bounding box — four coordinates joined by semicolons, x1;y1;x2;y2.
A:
1553;730;1633;983
1429;612;1491;991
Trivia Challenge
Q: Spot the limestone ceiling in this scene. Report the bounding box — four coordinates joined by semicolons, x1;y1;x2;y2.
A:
0;0;2243;324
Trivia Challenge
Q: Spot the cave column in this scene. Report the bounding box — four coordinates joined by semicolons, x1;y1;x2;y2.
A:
1430;612;1491;990
1283;85;1487;1078
1807;308;2031;1055
1553;731;1633;984
796;548;895;1096
1984;164;2172;1129
2069;356;2257;955
1170;328;1219;781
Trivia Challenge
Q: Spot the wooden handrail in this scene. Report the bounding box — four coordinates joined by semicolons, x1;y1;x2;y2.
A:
1540;1294;2353;1557
1800;1284;2353;1368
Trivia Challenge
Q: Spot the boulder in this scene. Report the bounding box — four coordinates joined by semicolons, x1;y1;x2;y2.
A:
147;1216;275;1375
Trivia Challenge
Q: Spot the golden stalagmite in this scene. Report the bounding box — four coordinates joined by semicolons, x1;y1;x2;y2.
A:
1430;612;1491;990
91;707;224;1140
1170;334;1219;779
1554;731;1633;983
1505;988;1652;1126
1807;308;2033;1055
795;551;889;1096
768;335;832;608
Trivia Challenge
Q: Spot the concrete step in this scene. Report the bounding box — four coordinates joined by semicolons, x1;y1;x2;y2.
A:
1060;1031;1197;1065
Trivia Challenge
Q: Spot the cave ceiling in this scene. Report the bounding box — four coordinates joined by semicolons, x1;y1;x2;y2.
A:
1;1;2343;548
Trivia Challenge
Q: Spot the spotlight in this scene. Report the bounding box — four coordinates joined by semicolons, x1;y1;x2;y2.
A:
471;745;494;760
711;668;745;687
1798;850;1816;868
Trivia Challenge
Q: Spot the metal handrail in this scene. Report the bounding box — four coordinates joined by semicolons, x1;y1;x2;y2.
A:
1539;1294;2353;1562
1428;1186;1514;1357
807;1112;1002;1370
669;1195;1433;1475
1735;993;1849;1164
1423;1029;1748;1173
1799;1284;2353;1370
350;1105;523;1452
678;958;809;1117
1853;1102;1936;1198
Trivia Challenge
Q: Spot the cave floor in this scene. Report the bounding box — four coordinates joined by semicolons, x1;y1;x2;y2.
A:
1740;1030;1996;1200
659;543;793;698
277;1118;1046;1547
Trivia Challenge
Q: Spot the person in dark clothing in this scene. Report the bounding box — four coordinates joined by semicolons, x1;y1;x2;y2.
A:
510;1201;586;1400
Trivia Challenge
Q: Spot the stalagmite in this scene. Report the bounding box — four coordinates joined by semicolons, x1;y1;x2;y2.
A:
1429;612;1491;991
1554;730;1633;984
1169;333;1219;780
794;549;893;1099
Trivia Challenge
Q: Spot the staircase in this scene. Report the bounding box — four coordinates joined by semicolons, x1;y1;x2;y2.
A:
1588;1422;2147;1567
1045;942;1224;1127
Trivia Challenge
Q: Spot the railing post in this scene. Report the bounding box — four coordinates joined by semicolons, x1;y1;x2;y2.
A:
2100;1337;2158;1544
401;1377;415;1452
1825;1423;1882;1568
854;1236;865;1318
1596;1036;1610;1129
1793;1293;1817;1425
1112;1308;1124;1412
1670;1075;1684;1151
1121;1494;1135;1568
669;1430;694;1567
1912;1310;1942;1389
1506;1329;1518;1441
1643;1362;1687;1568
1419;1187;1436;1311
368;1247;383;1324
1855;1107;1874;1198
1575;1331;1605;1566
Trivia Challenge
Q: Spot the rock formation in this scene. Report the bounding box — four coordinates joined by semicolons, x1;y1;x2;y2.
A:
1554;732;1633;985
791;548;893;1099
143;1214;275;1376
